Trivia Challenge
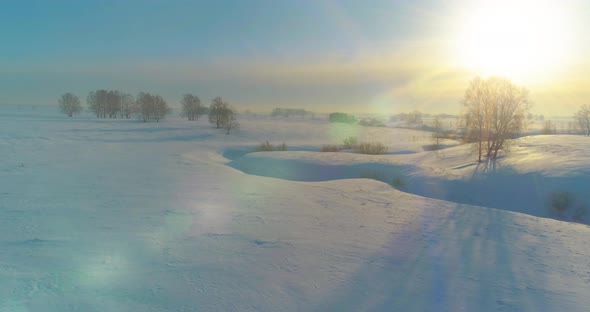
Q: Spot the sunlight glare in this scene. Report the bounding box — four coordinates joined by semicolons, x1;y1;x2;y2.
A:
452;0;576;82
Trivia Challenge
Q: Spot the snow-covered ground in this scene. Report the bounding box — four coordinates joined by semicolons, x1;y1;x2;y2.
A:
1;105;590;311
230;135;590;223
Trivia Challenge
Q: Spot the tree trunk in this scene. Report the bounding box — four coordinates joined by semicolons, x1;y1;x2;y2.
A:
478;140;482;162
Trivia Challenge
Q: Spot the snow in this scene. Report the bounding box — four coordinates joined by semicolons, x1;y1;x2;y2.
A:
229;134;590;223
1;105;590;311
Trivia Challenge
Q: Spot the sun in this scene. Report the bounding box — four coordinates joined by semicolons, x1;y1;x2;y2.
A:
451;0;575;82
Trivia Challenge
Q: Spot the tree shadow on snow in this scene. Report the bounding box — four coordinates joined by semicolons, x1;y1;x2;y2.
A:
315;204;559;312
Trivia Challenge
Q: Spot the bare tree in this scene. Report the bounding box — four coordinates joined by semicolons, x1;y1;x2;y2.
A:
106;90;121;118
431;116;443;150
542;120;555;134
136;92;170;122
567;121;575;134
462;77;487;162
87;89;130;118
137;92;152;122
86;91;97;117
87;89;112;118
406;110;423;126
181;94;204;121
119;93;136;119
224;110;239;134
463;77;531;161
87;90;103;118
209;97;231;128
58;93;82;117
153;94;170;122
97;90;109;118
575;104;590;136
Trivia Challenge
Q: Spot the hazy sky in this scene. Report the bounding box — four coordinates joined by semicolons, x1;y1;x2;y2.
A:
1;0;589;114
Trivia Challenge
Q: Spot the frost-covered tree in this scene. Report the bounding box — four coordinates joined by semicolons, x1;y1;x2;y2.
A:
209;97;232;128
137;92;152;122
87;89;130;118
224;109;239;134
106;90;121;118
136;92;170;122
462;77;531;161
153;94;170;122
575;104;590;136
406;110;423;126
58;93;82;117
87;89;107;118
542;120;556;134
181;94;204;121
225;119;239;134
119;93;136;119
431;116;443;149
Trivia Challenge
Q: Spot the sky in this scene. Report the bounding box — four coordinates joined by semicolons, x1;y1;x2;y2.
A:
1;0;589;115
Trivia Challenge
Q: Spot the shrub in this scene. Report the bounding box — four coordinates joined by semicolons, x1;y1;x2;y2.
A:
321;145;341;152
353;142;387;155
550;191;572;212
277;142;288;151
573;205;588;222
225;120;240;134
255;141;287;152
392;177;405;189
358;171;406;189
358;170;387;182
255;141;273;152
358;118;385;127
329;112;357;124
548;191;588;222
549;191;573;219
342;136;358;149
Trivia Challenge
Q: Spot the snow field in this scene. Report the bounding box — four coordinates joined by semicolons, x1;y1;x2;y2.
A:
1;106;589;311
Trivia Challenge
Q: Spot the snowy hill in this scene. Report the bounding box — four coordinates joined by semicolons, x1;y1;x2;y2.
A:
229;134;590;223
1;107;590;311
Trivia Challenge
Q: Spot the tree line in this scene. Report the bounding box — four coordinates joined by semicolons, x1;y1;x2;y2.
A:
270;108;313;118
86;90;135;119
58;91;239;131
59;90;169;122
